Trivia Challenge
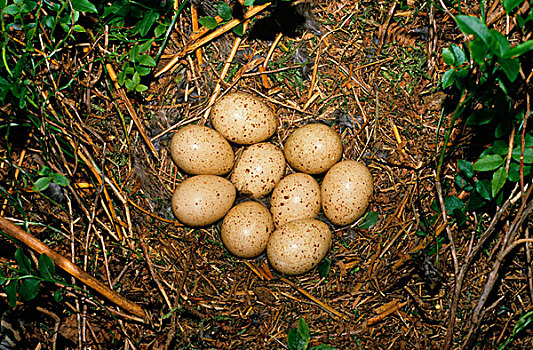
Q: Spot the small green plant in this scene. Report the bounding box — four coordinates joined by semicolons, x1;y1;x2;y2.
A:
438;2;533;213
198;1;244;36
497;309;533;349
32;166;70;192
117;42;157;92
287;317;337;350
0;248;64;308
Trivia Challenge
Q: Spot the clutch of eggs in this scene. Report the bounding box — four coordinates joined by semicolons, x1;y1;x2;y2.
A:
169;92;373;275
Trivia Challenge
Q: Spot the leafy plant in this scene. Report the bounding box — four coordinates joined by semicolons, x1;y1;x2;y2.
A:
287;317;337;350
117;42;157;92
497;309;533;350
32;166;70;192
0;248;64;308
439;7;533;212
198;1;245;36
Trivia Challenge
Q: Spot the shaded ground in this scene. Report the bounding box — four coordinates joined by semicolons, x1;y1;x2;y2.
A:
1;0;532;349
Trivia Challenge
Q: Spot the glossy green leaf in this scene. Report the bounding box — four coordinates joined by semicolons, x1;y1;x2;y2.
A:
33;177;51;191
489;29;511;56
473;154;504;171
233;22;244;36
38;166;52;176
511;147;533;163
135;84;148;92
318;258;331;278
132;71;140;86
491;166;508;197
456;15;491;47
504;40;533;58
297;317;311;342
70;0;97;13
217;1;233;21
470;39;489;64
4;4;20;15
475;179;492;201
138;55;156;67
441;69;456;88
5;280;18;308
450;44;466;64
15;247;31;275
458;159;474;178
136;10;159;37
442;47;455;65
287;328;307;350
490;140;510;156
38;254;56;280
498;57;520;82
198;16;219;29
51;173;69;187
20;278;40;301
503;0;524;14
359;211;379;229
508;163;531;182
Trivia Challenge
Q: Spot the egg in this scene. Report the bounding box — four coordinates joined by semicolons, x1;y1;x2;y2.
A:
172;175;236;226
210;92;277;145
284;123;343;174
321;160;373;226
221;201;274;258
270;173;321;227
266;219;332;275
230;142;286;198
169;124;235;175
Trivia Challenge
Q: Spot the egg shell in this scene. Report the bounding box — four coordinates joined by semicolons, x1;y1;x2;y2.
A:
230;142;286;198
172;175;236;227
221;201;274;258
169;125;235;175
270;173;321;227
321;160;373;226
284;123;343;174
267;219;332;275
210;92;277;145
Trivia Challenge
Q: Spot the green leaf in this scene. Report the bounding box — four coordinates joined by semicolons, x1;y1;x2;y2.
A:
135;84;148;92
233;22;244;36
132;71;140;85
198;16;219;30
490;140;510;156
19;278;40;301
441;69;456;89
244;0;255;6
135;65;151;76
288;328;307;350
51;173;70;187
37;166;52;176
0;269;6;285
455;15;491;47
508;163;531;182
15;247;31;275
135;9;159;37
4;4;20;15
297;317;311;342
318;258;331;278
442;48;455;65
53;288;64;302
489;29;511;56
154;24;167;38
125;79;135;91
359;211;378;229
512;147;533;164
503;0;525;14
513;310;533;334
466;109;495;126
473;154;504;171
310;345;338;350
450;44;466;64
504;41;533;58
33;177;51;191
470;39;489;64
458;159;474;178
138;55;156;67
70;0;97;13
5;280;18;308
475;179;492;201
498;57;520;82
38;254;56;280
491;166;508;198
217;1;233;21
467;191;486;211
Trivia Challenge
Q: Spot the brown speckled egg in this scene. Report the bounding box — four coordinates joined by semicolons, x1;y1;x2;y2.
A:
267;219;332;275
230;142;285;198
210;92;277;145
172;175;236;226
321;160;373;226
270;173;321;227
170;125;235;175
284;123;343;174
221;201;274;258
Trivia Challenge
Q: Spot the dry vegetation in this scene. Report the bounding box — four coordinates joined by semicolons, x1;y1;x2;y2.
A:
1;0;532;349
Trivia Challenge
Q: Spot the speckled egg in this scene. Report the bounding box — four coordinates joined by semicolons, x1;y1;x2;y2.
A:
172;175;236;226
230;142;286;198
321;160;373;226
210;92;277;145
284;123;343;174
270;173;321;227
169;124;235;175
267;219;332;275
221;201;274;258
